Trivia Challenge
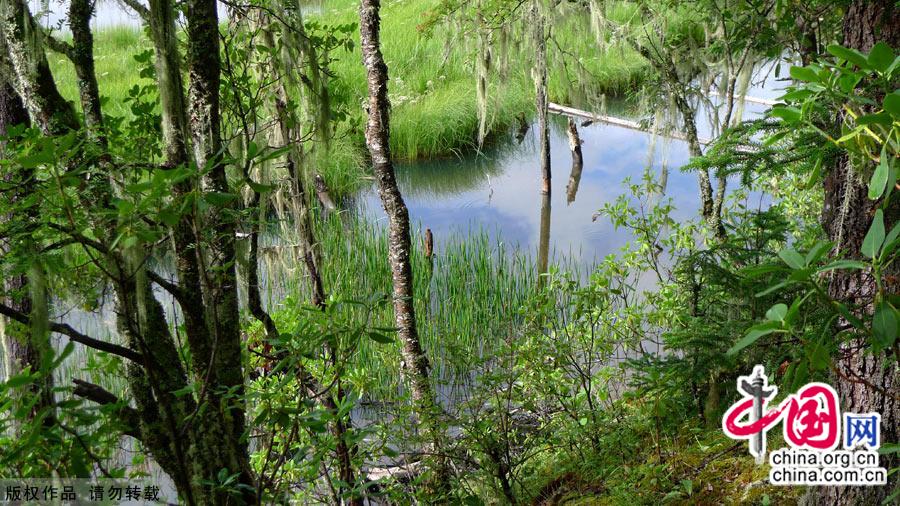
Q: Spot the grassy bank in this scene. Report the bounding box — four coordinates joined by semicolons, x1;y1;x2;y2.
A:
46;0;661;194
320;0;652;160
522;411;805;505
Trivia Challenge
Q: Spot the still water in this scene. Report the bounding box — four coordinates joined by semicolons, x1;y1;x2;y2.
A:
357;93;775;269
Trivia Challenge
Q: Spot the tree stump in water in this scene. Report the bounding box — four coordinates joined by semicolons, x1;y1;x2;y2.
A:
424;228;434;261
314;173;337;212
565;117;584;204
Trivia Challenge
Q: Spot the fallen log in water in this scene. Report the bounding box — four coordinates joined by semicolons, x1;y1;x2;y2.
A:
366;460;424;484
708;91;780;106
548;102;713;145
549;102;758;153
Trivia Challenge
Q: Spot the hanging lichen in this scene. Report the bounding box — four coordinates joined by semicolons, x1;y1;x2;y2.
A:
475;0;492;148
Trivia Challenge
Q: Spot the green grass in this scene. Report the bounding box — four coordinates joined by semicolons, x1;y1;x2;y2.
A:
319;0;655;161
45;1;668;192
48;26;147;118
253;209;573;397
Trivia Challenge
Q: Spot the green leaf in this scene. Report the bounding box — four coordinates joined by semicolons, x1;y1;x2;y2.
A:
789;66;819;82
861;209;885;259
818;260;866;272
867;42;895;73
885;92;900;117
770;106;801;123
809;339;831;371
872;302;898;349
367;332;394;344
727;321;781;356
882;222;900;258
804;241;833;266
756;280;792;297
766;303;788;322
838;72;863;93
778;248;805;269
247;180;276;194
202;192;238;206
827;44;869;68
779;89;813;102
879;443;900;455
868;148;890;200
856;112;891;126
19;149;56;168
804;155;823;189
3;373;34;389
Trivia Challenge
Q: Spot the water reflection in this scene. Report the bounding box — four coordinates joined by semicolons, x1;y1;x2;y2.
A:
565;117;584;204
537;193;551;283
358;85;774;269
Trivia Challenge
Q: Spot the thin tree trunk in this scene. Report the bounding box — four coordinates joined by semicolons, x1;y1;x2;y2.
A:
532;0;550;195
817;2;899;504
68;0;102;133
184;0;255;500
538;193;551;286
359;0;449;494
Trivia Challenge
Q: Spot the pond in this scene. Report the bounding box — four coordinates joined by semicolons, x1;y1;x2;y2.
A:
356;88;778;271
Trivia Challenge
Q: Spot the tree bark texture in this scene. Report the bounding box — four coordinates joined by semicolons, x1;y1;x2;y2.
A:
532;0;551;195
359;0;448;493
817;2;899;504
0;52;53;424
0;0;77;134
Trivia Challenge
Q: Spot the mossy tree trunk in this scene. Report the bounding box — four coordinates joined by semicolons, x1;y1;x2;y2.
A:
0;0;257;502
0;46;53;426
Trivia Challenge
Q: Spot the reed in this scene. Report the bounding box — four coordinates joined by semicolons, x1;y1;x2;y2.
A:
255;209;579;397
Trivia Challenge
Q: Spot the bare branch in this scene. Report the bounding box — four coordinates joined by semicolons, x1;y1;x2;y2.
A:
71;379;142;439
116;0;150;20
0;303;143;362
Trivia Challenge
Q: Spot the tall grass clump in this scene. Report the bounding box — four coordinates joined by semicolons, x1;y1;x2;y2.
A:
255;210;576;398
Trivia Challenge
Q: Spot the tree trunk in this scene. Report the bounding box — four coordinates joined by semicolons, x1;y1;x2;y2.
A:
532;0;551;195
68;0;102;133
0;0;77;134
0;57;54;425
184;0;255;500
358;0;449;494
817;2;899;504
538;193;551;287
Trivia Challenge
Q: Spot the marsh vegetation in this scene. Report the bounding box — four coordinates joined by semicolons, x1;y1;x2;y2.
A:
0;0;897;504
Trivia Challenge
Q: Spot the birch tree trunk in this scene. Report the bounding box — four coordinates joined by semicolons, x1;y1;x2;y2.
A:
359;0;449;494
